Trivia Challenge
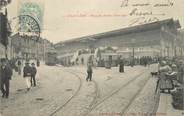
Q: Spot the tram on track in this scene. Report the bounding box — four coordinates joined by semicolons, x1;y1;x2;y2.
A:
45;50;57;66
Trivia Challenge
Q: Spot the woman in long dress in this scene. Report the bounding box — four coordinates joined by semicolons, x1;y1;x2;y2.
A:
158;61;174;93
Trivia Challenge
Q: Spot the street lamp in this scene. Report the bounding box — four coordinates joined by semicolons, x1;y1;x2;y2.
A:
0;8;11;58
174;38;176;57
131;38;135;67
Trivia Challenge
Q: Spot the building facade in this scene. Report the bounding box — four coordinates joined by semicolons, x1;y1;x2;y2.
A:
55;19;183;59
10;33;54;60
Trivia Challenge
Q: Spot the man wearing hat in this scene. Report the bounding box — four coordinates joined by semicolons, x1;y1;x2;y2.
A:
0;58;12;98
31;63;37;87
23;61;32;91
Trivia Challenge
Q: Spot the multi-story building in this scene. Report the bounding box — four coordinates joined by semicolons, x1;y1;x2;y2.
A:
55;18;183;59
10;33;54;60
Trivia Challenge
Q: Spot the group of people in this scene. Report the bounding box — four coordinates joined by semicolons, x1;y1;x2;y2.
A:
23;61;37;91
155;57;184;110
16;59;38;90
130;56;158;66
156;57;184;93
0;58;38;99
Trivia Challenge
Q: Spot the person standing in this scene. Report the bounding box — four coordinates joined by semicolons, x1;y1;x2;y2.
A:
119;59;124;73
23;62;32;91
177;60;184;85
157;61;173;93
31;63;37;87
0;58;13;98
86;63;93;82
36;59;40;67
81;57;84;65
17;60;22;75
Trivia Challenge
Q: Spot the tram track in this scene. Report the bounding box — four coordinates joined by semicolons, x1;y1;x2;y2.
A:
70;68;150;116
69;70;101;116
85;71;147;116
120;73;151;116
51;69;101;116
48;69;82;116
49;66;153;116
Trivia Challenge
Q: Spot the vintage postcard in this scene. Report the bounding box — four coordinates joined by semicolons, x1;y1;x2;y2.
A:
0;0;184;116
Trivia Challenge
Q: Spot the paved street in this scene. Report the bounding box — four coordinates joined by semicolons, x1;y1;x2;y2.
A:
0;64;159;116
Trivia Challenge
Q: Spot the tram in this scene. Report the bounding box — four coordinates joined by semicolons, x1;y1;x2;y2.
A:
57;53;74;66
100;53;120;67
45;50;57;66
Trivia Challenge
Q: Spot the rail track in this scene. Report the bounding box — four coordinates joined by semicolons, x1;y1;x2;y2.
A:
49;70;82;116
69;70;101;116
71;68;150;116
120;74;151;116
83;68;150;116
49;66;153;116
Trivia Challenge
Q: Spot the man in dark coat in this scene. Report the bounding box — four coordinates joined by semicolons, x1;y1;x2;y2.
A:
31;63;37;86
86;63;93;81
119;59;124;73
36;59;40;67
23;62;32;91
17;60;22;75
0;58;13;98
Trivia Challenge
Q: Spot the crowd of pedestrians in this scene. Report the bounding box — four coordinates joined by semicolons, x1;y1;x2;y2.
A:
155;57;184;110
0;58;38;99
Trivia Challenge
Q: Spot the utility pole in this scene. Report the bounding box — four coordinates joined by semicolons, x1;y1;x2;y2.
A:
174;39;176;57
0;1;12;59
0;8;10;59
43;39;46;61
131;39;135;67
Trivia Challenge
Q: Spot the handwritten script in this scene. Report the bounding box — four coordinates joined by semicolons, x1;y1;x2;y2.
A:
63;0;176;27
120;0;175;26
129;17;159;26
120;0;174;8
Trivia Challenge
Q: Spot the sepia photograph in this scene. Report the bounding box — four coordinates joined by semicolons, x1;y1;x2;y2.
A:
0;0;184;116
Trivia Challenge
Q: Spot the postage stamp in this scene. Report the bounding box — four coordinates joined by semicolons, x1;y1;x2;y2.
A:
18;0;44;30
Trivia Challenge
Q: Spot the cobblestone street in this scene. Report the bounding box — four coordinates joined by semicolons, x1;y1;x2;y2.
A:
0;64;160;116
1;0;184;116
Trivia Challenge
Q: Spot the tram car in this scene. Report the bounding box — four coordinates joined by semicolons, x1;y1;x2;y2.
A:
57;54;74;66
100;53;120;67
45;51;57;66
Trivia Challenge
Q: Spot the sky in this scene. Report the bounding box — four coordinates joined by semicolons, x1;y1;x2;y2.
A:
6;0;184;43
